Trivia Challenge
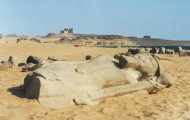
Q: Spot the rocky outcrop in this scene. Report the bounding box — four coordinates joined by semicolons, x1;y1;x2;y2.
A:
30;38;41;43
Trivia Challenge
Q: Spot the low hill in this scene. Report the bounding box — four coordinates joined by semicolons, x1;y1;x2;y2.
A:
45;33;137;46
128;37;190;46
46;33;126;39
6;34;27;38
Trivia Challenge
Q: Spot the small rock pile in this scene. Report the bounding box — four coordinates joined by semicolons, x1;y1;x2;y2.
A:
30;38;41;43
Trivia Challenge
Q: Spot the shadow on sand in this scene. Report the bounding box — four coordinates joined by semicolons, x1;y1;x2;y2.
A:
7;85;27;98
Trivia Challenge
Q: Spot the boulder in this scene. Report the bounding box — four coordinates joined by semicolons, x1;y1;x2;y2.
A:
114;52;132;60
48;56;58;61
125;52;132;56
48;56;67;61
174;47;183;53
86;55;92;60
26;56;43;64
179;50;190;57
158;47;165;54
187;51;190;56
165;49;175;54
128;48;145;54
145;48;152;53
150;48;159;54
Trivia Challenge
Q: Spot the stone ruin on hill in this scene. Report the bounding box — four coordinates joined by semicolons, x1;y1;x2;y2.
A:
60;28;73;34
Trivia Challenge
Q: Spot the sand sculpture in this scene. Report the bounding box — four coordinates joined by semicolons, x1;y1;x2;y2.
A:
22;53;175;109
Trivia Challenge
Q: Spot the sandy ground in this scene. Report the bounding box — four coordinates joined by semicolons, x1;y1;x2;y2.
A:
0;37;190;120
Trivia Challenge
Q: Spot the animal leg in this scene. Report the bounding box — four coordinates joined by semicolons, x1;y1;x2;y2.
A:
74;94;99;105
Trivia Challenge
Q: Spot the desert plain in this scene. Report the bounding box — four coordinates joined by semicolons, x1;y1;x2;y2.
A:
0;37;190;120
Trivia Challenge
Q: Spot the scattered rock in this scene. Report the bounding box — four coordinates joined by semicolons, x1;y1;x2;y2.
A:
26;56;43;64
8;56;26;67
165;49;175;54
158;47;165;54
86;55;92;60
174;47;183;53
179;50;190;57
22;63;43;72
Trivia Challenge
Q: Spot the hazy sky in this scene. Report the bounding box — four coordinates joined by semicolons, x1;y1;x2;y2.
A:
0;0;190;40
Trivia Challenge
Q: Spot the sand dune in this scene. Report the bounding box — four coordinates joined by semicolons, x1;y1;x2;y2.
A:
0;38;190;120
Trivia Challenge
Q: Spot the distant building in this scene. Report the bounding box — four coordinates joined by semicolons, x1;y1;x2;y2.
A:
64;28;68;33
68;28;73;33
143;36;151;39
0;34;2;38
127;36;138;39
60;28;73;34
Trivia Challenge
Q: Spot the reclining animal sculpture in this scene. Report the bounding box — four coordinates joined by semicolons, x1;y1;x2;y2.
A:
22;53;175;109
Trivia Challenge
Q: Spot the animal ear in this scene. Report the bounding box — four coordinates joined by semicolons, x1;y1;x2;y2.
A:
154;57;163;76
157;73;175;88
156;74;169;86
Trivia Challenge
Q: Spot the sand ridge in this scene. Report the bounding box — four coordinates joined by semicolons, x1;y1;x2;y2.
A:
0;38;190;120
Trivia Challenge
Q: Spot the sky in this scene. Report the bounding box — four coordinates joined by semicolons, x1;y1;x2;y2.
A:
0;0;190;40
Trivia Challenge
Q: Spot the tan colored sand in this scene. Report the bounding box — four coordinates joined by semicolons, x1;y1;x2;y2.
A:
0;37;190;120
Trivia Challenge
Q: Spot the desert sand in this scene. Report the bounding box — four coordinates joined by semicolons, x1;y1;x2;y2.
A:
0;37;190;120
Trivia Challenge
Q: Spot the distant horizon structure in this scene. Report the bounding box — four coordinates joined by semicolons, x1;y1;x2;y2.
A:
68;28;73;33
60;28;73;34
143;36;151;39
